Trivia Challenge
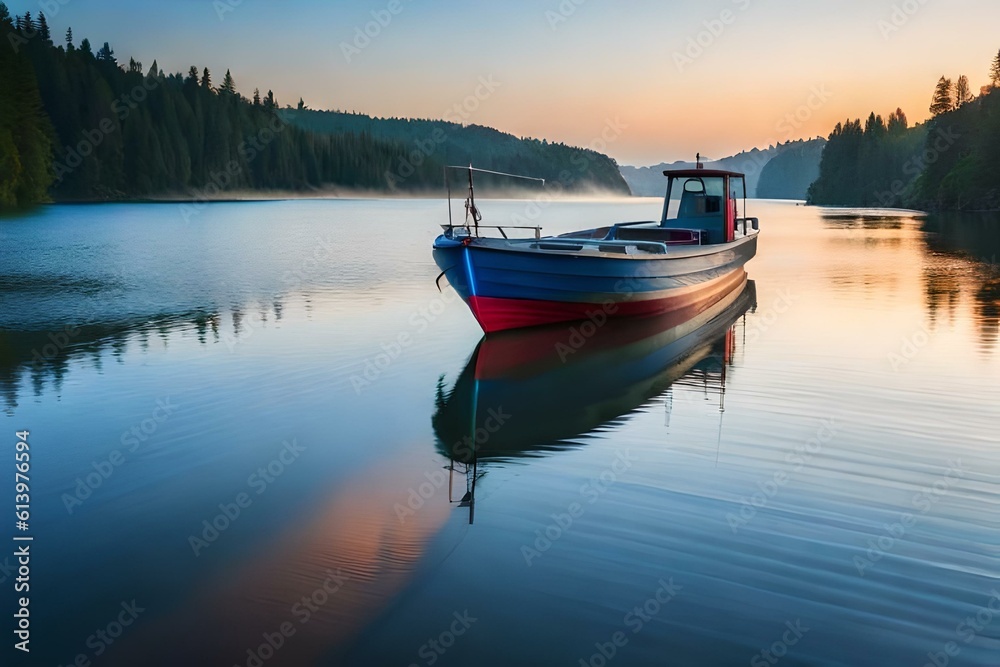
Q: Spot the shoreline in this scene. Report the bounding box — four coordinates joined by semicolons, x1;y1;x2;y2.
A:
1;192;641;212
4;196;1000;215
0;187;638;210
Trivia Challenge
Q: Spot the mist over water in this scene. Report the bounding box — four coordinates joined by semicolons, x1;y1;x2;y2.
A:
0;199;997;666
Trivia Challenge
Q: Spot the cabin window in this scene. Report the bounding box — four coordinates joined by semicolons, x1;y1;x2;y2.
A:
662;174;735;244
665;177;726;220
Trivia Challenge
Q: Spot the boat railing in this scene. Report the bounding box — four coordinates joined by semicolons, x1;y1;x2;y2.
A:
442;224;542;240
444;164;546;239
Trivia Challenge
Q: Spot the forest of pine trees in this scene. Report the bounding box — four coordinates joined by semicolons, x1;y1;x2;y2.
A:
282;108;630;194
809;53;1000;210
807;109;926;207
0;5;627;211
0;4;52;207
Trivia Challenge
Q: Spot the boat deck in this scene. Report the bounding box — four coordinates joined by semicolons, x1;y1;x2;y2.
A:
559;224;703;246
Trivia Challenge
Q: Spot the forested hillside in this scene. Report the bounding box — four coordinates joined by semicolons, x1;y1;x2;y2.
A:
915;84;1000;209
809;55;1000;210
283;109;629;194
807;110;927;207
0;4;627;210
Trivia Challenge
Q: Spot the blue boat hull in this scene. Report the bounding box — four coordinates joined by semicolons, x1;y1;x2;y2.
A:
433;233;757;332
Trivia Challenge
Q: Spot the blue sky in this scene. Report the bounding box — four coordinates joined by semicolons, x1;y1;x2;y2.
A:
6;0;999;165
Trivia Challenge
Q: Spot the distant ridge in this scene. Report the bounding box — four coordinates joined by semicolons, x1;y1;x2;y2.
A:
620;138;825;199
283;108;630;195
757;140;826;200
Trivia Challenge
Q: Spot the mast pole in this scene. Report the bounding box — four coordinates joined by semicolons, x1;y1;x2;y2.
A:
445;167;452;228
467;163;479;237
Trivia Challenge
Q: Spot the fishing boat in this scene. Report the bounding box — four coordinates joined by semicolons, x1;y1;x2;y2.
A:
432;157;759;333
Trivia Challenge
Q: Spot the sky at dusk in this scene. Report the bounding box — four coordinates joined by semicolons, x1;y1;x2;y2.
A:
7;0;999;165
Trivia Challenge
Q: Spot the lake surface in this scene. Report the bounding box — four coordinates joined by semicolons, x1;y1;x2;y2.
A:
1;199;998;667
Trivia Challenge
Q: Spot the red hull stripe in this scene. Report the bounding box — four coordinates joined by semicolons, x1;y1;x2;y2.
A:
467;269;746;333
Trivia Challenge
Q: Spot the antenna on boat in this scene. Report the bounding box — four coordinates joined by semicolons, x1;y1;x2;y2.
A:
696;153;704;170
445;168;452;228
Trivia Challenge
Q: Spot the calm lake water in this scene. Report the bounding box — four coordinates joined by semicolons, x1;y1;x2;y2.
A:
1;199;998;667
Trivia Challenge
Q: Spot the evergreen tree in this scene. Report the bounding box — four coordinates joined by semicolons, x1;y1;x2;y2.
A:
80;38;91;56
201;67;212;90
955;75;974;106
65;26;72;48
22;11;31;32
929;77;954;116
148;60;159;78
297;97;306;110
264;90;276;110
37;11;49;41
991;49;1000;89
0;8;54;209
186;66;199;85
887;108;908;135
96;41;116;64
220;69;236;95
253;88;261;106
865;112;887;137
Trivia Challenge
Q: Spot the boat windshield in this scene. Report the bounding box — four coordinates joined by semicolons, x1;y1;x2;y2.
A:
664;176;726;220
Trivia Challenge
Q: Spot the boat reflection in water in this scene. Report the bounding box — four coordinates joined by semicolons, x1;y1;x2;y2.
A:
433;275;757;522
